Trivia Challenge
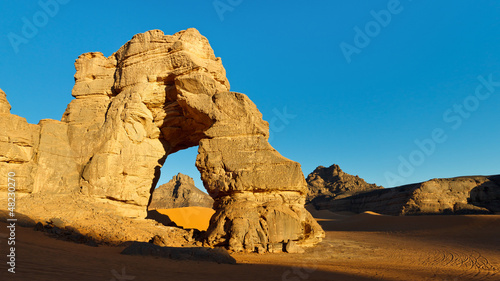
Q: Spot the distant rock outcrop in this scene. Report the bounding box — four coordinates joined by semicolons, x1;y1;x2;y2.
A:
149;173;213;210
316;175;500;215
306;164;383;209
0;29;324;252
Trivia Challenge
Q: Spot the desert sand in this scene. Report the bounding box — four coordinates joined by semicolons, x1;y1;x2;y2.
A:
1;207;499;281
156;207;215;231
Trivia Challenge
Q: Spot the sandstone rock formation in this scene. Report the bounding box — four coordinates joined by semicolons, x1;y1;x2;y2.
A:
0;88;41;199
316;175;500;215
0;195;195;247
0;88;11;113
0;28;324;252
148;173;213;210
306;164;383;209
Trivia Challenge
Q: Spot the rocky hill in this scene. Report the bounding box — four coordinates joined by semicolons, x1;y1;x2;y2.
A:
306;164;383;208
149;173;213;210
314;175;500;215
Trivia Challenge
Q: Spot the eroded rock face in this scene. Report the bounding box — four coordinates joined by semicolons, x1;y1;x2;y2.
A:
0;29;324;252
306;164;383;209
148;173;213;209
317;175;500;215
0;89;11;114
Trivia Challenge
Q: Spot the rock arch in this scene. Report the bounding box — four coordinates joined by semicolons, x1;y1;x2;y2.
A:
0;29;323;252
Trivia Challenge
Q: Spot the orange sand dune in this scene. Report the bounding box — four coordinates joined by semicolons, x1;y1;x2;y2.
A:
156;207;215;231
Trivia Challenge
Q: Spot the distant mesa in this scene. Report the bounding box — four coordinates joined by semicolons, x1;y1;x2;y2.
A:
148;173;213;210
306;164;383;209
307;164;500;216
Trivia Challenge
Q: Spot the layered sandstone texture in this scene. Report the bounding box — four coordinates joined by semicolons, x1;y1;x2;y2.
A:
313;175;500;215
0;29;323;252
306;164;383;209
148;173;213;210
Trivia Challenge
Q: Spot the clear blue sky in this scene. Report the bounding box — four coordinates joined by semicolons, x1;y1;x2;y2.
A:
1;0;499;190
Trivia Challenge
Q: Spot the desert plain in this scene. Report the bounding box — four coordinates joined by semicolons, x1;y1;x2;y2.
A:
1;207;499;281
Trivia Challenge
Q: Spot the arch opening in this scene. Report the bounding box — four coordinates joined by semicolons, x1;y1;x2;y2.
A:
156;146;205;193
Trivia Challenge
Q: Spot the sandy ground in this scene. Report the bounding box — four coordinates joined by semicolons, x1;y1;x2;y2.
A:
1;207;499;281
156;207;215;231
